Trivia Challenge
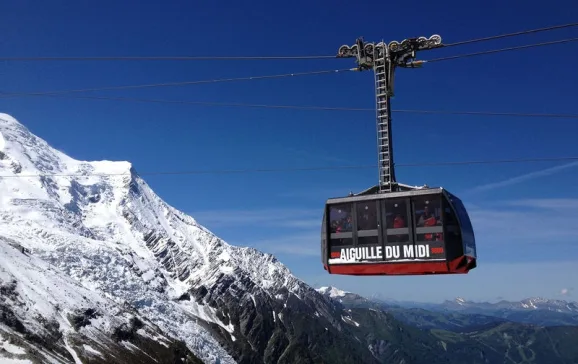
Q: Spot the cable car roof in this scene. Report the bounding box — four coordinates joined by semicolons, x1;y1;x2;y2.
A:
326;184;447;204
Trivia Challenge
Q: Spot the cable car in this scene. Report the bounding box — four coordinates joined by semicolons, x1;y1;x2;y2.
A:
322;35;477;276
321;184;477;275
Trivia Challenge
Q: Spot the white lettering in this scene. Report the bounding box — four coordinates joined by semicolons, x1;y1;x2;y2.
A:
385;246;400;259
403;245;414;258
337;244;434;261
385;246;392;258
417;244;430;258
338;246;384;261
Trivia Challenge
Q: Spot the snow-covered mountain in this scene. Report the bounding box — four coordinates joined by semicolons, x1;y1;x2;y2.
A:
415;297;578;328
317;286;350;298
0;239;205;363
316;286;374;306
3;113;578;364
365;294;578;315
438;297;578;314
0;114;383;364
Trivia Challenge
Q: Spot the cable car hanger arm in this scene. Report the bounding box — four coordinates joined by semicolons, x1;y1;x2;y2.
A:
335;35;443;193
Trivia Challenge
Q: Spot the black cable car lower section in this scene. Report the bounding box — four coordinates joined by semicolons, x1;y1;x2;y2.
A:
321;184;477;276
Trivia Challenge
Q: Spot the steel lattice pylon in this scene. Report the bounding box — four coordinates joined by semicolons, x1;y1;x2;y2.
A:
337;35;443;193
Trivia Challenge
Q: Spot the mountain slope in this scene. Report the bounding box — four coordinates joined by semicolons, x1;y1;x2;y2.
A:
432;322;578;364
3;113;578;364
0;239;204;364
0;114;387;363
316;286;510;332
334;306;578;364
318;288;578;364
0;113;241;363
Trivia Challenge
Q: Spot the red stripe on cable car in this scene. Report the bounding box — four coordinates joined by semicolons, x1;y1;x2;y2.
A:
326;256;475;276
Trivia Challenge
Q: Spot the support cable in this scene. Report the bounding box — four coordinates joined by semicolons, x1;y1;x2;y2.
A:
0;22;577;61
441;22;578;48
1;37;575;102
426;37;578;63
1;157;577;178
2;93;577;119
0;55;337;61
0;68;355;98
4;93;577;119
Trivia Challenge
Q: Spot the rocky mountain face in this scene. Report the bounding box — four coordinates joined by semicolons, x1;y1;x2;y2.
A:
0;114;395;364
2;113;578;364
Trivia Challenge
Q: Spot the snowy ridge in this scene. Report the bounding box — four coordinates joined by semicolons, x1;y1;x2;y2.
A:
317;286;350;298
442;297;578;313
0;113;321;363
455;297;466;305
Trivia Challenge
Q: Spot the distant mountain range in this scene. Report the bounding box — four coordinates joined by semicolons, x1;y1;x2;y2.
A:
317;286;578;330
316;286;578;363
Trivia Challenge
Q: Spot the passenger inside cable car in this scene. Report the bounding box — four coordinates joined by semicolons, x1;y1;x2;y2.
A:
393;213;405;229
417;205;439;226
330;207;352;233
384;201;408;243
322;188;477;276
415;200;443;241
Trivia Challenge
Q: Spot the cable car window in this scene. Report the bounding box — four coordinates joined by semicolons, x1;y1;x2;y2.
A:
356;201;378;231
443;196;461;257
444;203;457;226
328;203;354;249
384;199;409;243
447;193;476;258
358;235;378;246
413;195;443;242
450;196;474;235
329;204;353;233
330;238;352;247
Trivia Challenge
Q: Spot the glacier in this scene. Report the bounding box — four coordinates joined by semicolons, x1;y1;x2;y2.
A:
0;113;324;363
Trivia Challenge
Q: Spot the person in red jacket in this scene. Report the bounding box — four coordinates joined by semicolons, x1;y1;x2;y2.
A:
393;213;405;228
389;213;406;242
418;205;441;241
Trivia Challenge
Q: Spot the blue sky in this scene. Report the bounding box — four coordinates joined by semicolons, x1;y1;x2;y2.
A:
1;0;577;303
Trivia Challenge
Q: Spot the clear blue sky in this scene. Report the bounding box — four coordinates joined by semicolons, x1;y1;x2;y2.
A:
1;0;577;303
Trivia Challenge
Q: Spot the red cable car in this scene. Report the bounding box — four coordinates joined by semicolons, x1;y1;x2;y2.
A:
321;185;477;276
322;36;476;276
